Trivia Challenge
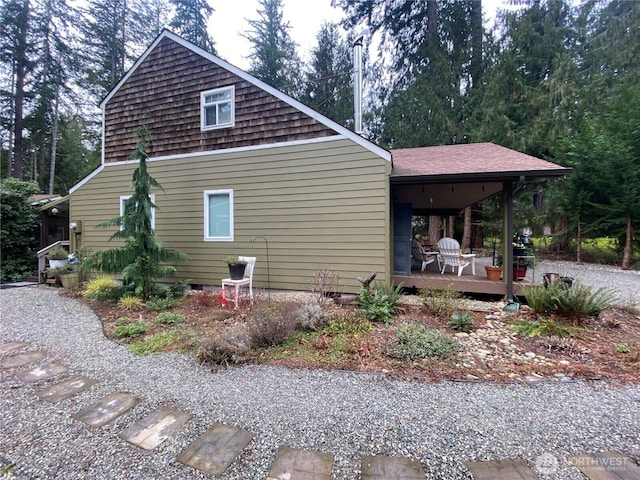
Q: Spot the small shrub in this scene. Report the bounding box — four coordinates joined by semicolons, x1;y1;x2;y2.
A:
297;303;329;331
306;269;340;305
117;294;145;310
190;290;224;310
448;311;474;332
325;316;372;336
146;293;180;311
553;282;615;321
391;323;460;360
168;279;191;297
615;344;630;354
82;276;120;302
524;282;615;322
512;318;575;337
247;302;298;348
358;282;403;324
127;330;181;355
195;327;251;365
114;322;147;339
115;316;131;326
155;312;186;325
420;286;463;318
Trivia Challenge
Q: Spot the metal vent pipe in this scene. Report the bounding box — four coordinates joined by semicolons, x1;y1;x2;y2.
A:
353;31;367;134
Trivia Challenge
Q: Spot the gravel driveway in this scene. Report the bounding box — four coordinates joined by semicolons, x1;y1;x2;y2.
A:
1;286;639;479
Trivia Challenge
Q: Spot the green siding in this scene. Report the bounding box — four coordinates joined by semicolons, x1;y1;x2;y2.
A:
71;139;391;293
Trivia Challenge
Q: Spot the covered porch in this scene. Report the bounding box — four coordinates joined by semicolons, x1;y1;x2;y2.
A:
390;143;571;300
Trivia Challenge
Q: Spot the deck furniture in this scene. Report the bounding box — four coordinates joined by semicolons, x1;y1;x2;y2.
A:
437;237;476;276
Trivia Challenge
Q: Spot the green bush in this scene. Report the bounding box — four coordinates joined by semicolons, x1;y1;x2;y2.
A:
420;286;463;318
358;282;403;324
155;312;186;325
391;323;461;360
0;179;39;282
115;316;131;326
114;322;147;339
146;293;180;311
511;318;576;337
82;276;121;302
523;282;615;321
448;311;474;332
127;330;181;355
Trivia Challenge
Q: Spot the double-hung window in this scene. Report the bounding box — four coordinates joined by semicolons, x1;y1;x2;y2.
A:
201;86;235;130
120;195;155;231
204;190;233;241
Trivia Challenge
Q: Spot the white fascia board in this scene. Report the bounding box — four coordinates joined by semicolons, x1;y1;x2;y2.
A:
69;164;105;194
100;29;391;163
98;135;355;167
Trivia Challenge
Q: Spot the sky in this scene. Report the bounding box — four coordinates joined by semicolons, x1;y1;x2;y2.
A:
209;0;505;70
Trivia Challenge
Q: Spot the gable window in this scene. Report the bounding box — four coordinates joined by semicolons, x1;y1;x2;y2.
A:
204;190;233;241
201;86;235;130
120;195;155;231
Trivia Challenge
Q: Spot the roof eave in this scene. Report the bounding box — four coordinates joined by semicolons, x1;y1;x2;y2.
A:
390;168;572;184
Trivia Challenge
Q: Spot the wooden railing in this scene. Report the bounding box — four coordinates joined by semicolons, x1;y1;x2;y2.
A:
37;241;71;283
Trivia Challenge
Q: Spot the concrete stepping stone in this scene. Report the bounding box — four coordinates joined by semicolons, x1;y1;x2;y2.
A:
73;392;139;428
466;458;538;480
37;375;98;403
178;422;254;476
0;351;44;369
267;446;333;480
568;451;640;480
361;455;426;479
18;362;68;383
0;341;28;354
120;407;191;450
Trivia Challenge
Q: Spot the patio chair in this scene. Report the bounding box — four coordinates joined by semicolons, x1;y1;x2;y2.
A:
437;237;476;276
411;239;436;272
221;256;256;308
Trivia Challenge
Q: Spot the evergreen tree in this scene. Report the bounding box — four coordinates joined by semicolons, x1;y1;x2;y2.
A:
84;126;188;299
243;0;300;96
0;0;32;178
301;23;352;127
169;0;215;53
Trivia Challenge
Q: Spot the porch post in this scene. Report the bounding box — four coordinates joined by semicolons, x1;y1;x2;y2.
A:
503;181;514;303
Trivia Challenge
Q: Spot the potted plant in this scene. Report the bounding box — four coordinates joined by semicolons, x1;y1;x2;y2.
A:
485;242;503;280
513;255;534;281
46;246;69;269
224;256;248;280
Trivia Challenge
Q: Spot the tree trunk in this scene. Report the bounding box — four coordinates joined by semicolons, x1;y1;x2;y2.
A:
470;0;482;90
622;214;633;270
576;219;582;265
461;206;472;251
12;0;30;179
429;215;442;245
48;87;60;194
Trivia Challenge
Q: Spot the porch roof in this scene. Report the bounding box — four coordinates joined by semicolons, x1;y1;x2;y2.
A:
390;143;571;183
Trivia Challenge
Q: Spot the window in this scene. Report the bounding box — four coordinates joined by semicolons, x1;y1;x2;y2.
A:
120;195;155;231
204;190;233;241
201;86;235;130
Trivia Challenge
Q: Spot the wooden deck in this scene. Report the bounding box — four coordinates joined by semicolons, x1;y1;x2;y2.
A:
393;267;533;297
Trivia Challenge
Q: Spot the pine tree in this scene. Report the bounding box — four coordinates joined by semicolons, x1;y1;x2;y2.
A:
169;0;215;53
84;126;188;299
243;0;300;96
301;23;352;127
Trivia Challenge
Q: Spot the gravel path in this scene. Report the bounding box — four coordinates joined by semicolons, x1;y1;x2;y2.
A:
1;287;639;479
475;257;640;306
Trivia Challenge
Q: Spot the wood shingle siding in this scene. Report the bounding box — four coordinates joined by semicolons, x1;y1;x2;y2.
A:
71;139;391;293
103;37;338;163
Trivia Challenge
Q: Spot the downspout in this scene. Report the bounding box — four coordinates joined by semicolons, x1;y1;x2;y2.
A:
504;176;525;304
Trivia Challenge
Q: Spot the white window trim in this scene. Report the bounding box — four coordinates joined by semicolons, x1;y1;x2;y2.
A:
120;195;156;231
201;86;235;131
204;189;234;242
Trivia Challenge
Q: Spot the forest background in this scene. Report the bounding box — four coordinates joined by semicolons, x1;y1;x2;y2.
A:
1;0;638;269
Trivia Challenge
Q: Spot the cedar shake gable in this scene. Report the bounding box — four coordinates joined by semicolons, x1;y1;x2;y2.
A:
101;31;389;163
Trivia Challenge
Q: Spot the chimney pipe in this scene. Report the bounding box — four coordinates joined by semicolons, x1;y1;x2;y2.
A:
353;30;367;134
